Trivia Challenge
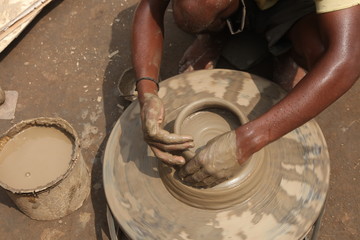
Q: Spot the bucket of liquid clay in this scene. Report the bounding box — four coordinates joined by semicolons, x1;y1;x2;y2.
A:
174;97;248;161
0;117;90;220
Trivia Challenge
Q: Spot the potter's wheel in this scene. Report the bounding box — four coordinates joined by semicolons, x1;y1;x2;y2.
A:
103;69;329;240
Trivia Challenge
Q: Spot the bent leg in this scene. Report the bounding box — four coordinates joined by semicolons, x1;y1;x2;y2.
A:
274;13;325;90
288;13;325;71
273;52;307;91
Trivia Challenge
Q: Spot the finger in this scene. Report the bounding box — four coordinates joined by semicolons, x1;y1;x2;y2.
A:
211;177;227;186
204;60;215;70
184;168;209;183
183;65;194;73
148;141;194;152
192;182;208;188
202;176;218;187
151;146;185;165
179;61;194;73
144;116;161;137
178;158;201;178
149;128;193;144
192;176;226;188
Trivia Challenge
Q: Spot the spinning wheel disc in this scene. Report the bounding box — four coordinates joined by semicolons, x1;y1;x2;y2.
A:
103;69;329;240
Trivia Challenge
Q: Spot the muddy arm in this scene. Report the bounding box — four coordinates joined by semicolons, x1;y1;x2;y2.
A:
132;0;194;165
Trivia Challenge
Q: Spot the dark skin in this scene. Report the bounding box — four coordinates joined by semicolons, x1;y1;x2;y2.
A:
132;0;360;184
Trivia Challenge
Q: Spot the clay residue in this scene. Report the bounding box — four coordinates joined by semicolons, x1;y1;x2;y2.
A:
180;108;240;156
81;123;99;149
40;228;65;240
79;212;91;228
103;69;330;240
178;131;240;188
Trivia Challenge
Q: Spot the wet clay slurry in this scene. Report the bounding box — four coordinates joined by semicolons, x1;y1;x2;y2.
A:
0;126;73;190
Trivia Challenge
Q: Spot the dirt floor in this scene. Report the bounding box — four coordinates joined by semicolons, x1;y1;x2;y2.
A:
0;0;359;239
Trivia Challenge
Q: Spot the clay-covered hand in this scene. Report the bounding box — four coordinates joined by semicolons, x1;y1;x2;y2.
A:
178;131;243;187
141;93;194;165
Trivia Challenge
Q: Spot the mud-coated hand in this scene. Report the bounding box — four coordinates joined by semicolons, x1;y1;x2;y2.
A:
141;93;194;165
178;131;242;187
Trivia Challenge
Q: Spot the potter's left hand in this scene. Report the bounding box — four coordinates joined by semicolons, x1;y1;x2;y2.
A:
140;93;194;165
178;131;246;187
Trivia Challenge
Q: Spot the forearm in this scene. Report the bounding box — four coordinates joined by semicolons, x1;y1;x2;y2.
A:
256;8;360;146
236;6;360;156
253;54;358;146
132;0;169;103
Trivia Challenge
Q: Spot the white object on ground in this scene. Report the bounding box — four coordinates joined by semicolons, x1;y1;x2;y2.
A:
0;91;18;120
0;0;53;53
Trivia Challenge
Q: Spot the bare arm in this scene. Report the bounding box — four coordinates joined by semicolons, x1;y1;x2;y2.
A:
132;0;169;102
179;6;360;185
236;6;360;162
132;0;194;165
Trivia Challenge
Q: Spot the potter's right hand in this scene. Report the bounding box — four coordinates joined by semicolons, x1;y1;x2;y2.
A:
140;93;194;165
178;131;241;187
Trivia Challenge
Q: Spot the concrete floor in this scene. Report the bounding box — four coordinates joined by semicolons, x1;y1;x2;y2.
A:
0;0;359;239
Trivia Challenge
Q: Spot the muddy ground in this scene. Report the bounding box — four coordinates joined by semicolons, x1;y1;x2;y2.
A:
0;0;359;239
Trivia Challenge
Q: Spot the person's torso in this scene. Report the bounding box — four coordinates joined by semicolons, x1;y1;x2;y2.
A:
253;0;279;10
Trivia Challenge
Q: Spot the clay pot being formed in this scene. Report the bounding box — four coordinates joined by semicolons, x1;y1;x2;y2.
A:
174;97;248;161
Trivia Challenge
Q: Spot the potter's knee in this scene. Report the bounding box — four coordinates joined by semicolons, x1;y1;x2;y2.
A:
291;34;326;70
289;14;326;70
304;42;325;69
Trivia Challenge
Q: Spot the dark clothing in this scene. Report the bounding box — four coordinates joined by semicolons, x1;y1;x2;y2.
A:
227;0;315;55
